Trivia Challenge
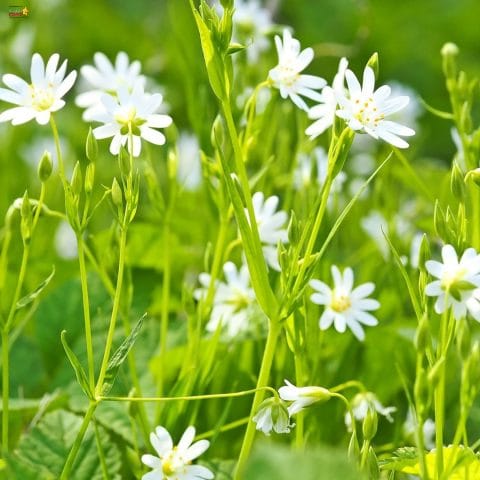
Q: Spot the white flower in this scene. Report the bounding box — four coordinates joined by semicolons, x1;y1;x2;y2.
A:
278;379;332;415
344;392;396;431
177;132;202;191
425;244;480;320
336;65;415;148
269;29;326;111
403;408;435;450
250;191;288;271
0;53;77;125
141;425;213;480
76;51;146;121
194;261;258;337
90;84;172;157
309;265;380;341
253;397;293;435
306;57;348;138
54;221;78;260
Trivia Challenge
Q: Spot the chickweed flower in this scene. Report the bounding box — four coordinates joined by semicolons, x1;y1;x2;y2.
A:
344;392;396;431
269;29;326;111
250;191;288;271
309;265;380;341
278;379;332;415
76;51;145;120
306;57;348;139
194;261;258;337
90;84;172;157
425;244;480;320
141;425;213;480
0;53;76;125
253;397;293;435
336;65;415;148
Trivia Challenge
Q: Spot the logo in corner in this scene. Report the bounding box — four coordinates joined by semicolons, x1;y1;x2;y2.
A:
8;5;29;17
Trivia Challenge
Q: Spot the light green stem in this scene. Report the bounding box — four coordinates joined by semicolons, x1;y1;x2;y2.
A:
50;115;65;183
234;322;281;480
294;353;304;449
1;329;9;453
77;237;95;392
60;402;97;480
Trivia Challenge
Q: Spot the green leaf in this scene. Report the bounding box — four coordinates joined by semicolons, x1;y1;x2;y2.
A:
420;98;454;119
16;266;55;310
7;410;121;480
101;313;146;395
379;447;419;471
61;331;94;400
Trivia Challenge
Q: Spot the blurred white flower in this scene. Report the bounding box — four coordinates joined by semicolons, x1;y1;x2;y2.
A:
269;29;326;111
278;379;332;415
361;210;390;259
306;57;348;139
344;392;396;431
0;53;77;125
194;261;258;337
250;191;288;271
410;232;424;270
388;81;422;132
9;24;35;70
76;51;146;121
54;221;78;260
425;244;480;320
176;132;202;191
253;397;293;435
141;425;213;480
309;265;380;341
336;66;415;148
90;84;172;157
403;408;435;450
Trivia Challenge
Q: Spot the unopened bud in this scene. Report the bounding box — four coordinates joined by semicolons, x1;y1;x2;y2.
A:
366;446;380;480
428;357;445;387
118;146;131;177
287;210;299;245
418;234;431;274
348;431;360;461
111;178;123;208
465;167;480;188
362;405;378;441
86;127;98;162
366;52;379;78
415;314;430;354
71;162;83;196
38;150;53;182
441;42;459;79
84;162;95;194
451;161;465;200
20;191;32;243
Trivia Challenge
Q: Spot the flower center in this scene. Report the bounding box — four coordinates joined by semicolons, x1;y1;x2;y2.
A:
30;86;55;111
441;266;467;290
277;64;299;87
331;291;351;312
228;289;251;313
162;449;183;476
114;106;145;135
352;97;385;128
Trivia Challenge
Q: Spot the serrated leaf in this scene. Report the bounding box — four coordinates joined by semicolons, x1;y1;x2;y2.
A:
61;331;94;400
7;410;121;480
101;314;146;395
379;446;419;471
16;266;55;310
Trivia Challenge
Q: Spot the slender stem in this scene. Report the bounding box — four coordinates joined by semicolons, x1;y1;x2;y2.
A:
77;237;95;392
294;353;304;449
95;225;128;395
1;329;9;453
60;402;97;480
93;420;111;480
234;322;281;480
50;115;65;182
195;417;250;440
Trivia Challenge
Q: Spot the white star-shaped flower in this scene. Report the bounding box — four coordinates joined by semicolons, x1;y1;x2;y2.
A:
269;29;326;111
305;57;348;139
76;51;146;121
141;425;213;480
90;84;172;157
344;391;396;431
425;244;480;320
194;261;258;338
0;53;77;125
253;397;293;435
336;65;415;148
309;265;380;341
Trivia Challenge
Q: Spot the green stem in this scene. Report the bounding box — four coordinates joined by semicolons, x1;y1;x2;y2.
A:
77;237;95;392
294;353;304;449
1;329;9;453
50;115;65;183
233;321;281;480
195;417;250;440
93;420;111;480
60;402;97;480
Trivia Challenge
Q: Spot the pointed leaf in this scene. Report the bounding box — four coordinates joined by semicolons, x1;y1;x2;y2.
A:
16;266;55;310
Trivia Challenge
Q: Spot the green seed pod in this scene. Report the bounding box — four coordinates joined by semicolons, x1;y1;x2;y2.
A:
111;177;123;208
38;150;53;182
366;52;379;78
84;162;95;194
118;146;131;177
20;191;32;243
441;42;459;80
70;162;83;196
85;127;98;162
362;405;378;441
451;161;465;200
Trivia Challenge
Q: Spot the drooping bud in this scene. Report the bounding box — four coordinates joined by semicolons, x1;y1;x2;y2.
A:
38;150;53;182
362;405;378;441
85;127;98;162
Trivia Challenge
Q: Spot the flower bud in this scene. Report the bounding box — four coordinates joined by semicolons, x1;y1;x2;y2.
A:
418;234;431;275
451;161;465;200
86;127;98;162
348;431;360;461
414;368;430;418
37;150;53;182
20;191;32;243
70;162;83;196
366;446;380;480
211;114;225;149
84;162;95;194
118;146;131;177
465;167;480;189
287;210;299;245
252;397;293;436
366;52;379;79
111;177;123;208
428;357;445;387
362;405;378;441
441;42;459;79
415;314;430;354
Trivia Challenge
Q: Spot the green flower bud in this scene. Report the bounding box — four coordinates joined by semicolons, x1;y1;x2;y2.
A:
451;161;465;200
84;162;95;194
70;162;83;196
433;200;446;239
415;314;430;354
366;52;379;79
287;210;299;245
211;114;225;149
111;177;123;208
20;191;32;243
441;42;459;79
118;146;131;177
37;150;53;182
348;431;360;461
366;446;380;480
362;405;378;441
85;127;98;162
465;167;480;189
414;368;430;418
428;357;445;387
